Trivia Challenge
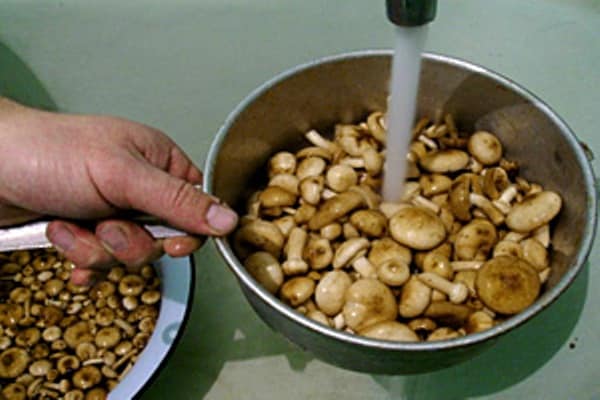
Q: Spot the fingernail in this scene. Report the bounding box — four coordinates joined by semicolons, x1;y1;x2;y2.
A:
206;203;238;234
98;225;128;252
48;225;75;252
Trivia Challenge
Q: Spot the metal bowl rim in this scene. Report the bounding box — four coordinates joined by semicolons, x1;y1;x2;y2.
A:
205;49;597;352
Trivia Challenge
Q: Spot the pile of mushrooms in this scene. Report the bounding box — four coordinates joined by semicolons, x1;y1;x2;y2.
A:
0;249;161;399
234;112;562;342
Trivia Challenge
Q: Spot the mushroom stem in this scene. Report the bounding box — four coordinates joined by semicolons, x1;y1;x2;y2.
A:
282;227;309;275
493;185;518;214
417;273;469;304
533;224;551;248
305;129;338;153
351;257;377;279
469;193;504;225
450;261;483;271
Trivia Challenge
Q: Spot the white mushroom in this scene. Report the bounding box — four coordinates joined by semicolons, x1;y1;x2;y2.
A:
467;131;503;165
281;227;309;276
359;321;419;342
389;206;447;250
506;191;562;232
315;271;353;316
417;273;469;304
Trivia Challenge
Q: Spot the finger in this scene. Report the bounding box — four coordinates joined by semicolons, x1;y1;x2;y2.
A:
46;220;115;270
96;220;164;267
123;163;238;236
70;267;102;286
163;236;204;257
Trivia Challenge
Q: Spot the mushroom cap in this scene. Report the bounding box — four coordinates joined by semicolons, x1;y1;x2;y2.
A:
269;151;296;176
506;191;562;232
376;259;410;286
475;256;541;315
2;383;26;400
389;207;446;250
259;186;297;208
326;164;358;192
303;237;334;270
350;209;387;238
315;270;353;316
399;276;432;318
235;219;285;258
95;326;121;349
343;279;397;331
359;321;419;342
0;348;30;378
419;149;470;173
64;321;94;349
244;251;284;294
308;191;365;230
333;238;369;269
468;131;503;165
454;219;498;261
280;277;315;307
419;174;453;197
118;275;145;297
368;237;412;266
72;365;102;390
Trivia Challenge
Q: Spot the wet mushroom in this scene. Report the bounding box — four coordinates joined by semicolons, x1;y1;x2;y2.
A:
454;219;497;260
0;347;30;378
71;365;102;390
398;276;432;318
349;209;387;238
280;277;315;307
505;191;562;232
244;252;284;294
342;279;397;331
359;321;419;342
308;191;365;230
389;206;447;250
234;219;285;258
467;131;503;165
475;256;541;314
281;227;309;276
419;149;470;173
303;236;334;270
315;271;352;316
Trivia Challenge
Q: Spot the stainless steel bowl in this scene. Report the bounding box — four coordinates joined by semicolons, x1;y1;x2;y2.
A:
204;51;597;374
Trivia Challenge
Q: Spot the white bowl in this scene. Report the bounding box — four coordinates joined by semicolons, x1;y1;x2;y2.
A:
108;255;194;399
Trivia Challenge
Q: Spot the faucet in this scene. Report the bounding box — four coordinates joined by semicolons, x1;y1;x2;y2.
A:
386;0;437;26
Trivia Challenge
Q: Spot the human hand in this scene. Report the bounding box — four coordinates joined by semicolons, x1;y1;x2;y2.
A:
0;97;238;284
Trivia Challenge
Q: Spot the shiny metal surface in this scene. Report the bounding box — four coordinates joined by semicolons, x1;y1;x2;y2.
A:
386;0;437;26
206;51;597;374
0;218;188;252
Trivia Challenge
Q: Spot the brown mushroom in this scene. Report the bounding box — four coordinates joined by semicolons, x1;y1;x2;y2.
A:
308;191;365;230
467;131;503;165
342;279;397;331
389;206;446;250
280;277;315;307
505;191;562;232
454;219;497;260
359;321;419;342
64;321;94;349
244;252;284;294
349;209;387;238
475;256;541;314
0;347;30;378
72;365;102;390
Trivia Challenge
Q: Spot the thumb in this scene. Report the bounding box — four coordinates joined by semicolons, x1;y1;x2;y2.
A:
121;163;238;236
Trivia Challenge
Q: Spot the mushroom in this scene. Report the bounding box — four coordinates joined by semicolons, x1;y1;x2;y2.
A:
85;387;108;400
368;237;412;267
492;239;524;259
465;310;495;334
332;238;369;269
343;222;360;239
296;146;333;161
244;252;284;294
299;176;324;205
268;151;296;177
419;149;470;173
469;193;505;226
280;277;315;307
349;209;387;238
296;156;326;180
95;326;121;349
0;347;30;378
306;310;331;327
56;355;80;375
398;276;432;318
64;321;94;349
505;191;562;232
305;129;339;153
259;186;297;208
308;191;365;230
427;327;461;341
417;273;468;304
482;167;510;200
315;271;352;316
342;279;397;331
117;275;144;297
268;173;300;195
71;365;102;390
419;174;452;197
454;219;497;260
319;223;343;241
376;258;410;286
2;383;26;400
234;219;285;258
424;301;472;327
64;390;85;400
293;203;317;225
521;238;549;270
467;131;503;165
475;256;541;314
389;206;447;250
366;111;386;143
140;290;161;306
359;321;419;342
281;227;309;276
28;359;52;377
303;236;334;270
15;327;41;348
422;252;454;280
407;317;437;337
